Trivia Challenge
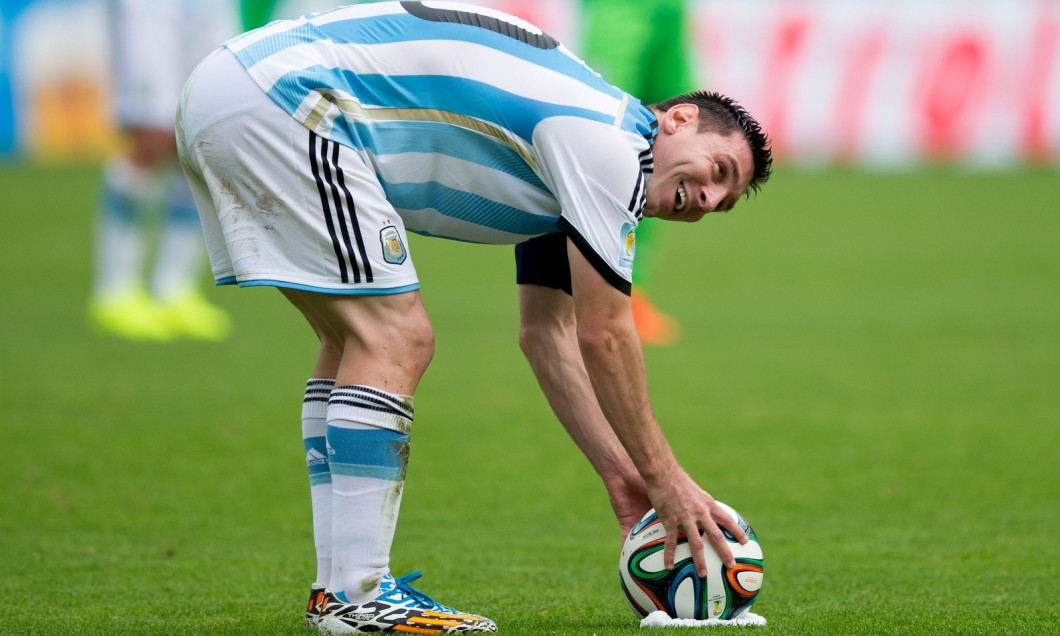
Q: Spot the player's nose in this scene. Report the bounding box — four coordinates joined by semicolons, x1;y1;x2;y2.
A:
698;183;724;212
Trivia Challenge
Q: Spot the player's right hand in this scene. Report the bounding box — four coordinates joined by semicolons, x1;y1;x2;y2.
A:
647;470;748;576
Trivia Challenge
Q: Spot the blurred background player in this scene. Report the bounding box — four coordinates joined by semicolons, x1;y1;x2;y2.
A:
239;0;281;30
580;0;695;346
88;0;238;341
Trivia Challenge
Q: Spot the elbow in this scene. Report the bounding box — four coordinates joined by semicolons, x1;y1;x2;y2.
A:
519;322;551;359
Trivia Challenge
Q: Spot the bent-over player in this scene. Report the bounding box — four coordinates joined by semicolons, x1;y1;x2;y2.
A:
176;2;772;632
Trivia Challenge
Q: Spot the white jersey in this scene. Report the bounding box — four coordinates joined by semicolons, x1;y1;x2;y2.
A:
223;1;656;291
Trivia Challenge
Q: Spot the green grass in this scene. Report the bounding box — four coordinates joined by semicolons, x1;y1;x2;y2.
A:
1;162;1058;634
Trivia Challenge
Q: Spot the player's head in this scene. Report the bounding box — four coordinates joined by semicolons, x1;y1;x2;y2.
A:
644;91;772;222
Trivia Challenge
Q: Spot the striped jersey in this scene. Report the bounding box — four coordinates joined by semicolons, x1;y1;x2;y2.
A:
224;1;657;288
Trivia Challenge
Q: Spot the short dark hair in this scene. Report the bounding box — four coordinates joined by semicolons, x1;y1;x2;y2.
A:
651;91;772;196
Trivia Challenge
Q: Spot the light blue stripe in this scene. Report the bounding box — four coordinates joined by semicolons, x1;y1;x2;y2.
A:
353;120;547;192
237;281;421;295
302;117;547;192
328;427;408;466
231;22;322;68
266;68;614;144
329;464;403;480
165;195;201;226
405;229;515;243
303;435;330;477
327;426;409;482
233;12;609;89
379;178;559;236
309;472;333;486
101;182;140;224
622;103;659;141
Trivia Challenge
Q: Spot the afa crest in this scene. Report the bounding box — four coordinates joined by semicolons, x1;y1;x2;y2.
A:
617;222;636;271
379;226;407;264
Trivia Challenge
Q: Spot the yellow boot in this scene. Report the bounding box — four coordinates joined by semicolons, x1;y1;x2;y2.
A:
160;289;232;341
89;288;176;341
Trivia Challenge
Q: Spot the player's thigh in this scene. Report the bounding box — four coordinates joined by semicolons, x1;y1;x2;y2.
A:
284;287;432;351
283;287;435;393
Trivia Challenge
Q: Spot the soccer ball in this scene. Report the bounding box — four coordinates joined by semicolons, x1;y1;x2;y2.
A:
619;502;763;620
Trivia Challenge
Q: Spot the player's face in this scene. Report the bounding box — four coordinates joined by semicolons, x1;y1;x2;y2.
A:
644;105;755;222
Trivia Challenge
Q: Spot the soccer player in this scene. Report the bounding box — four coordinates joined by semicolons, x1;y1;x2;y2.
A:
89;0;236;341
176;3;771;632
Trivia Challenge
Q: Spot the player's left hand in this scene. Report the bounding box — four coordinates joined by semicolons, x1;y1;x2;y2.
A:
603;473;653;541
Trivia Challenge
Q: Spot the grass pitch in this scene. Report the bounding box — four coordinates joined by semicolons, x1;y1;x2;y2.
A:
0;162;1057;634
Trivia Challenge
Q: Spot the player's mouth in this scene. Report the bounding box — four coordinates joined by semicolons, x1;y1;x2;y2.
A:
674;182;688;213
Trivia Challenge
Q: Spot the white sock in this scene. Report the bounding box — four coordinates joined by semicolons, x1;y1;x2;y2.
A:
93;157;160;300
326;385;414;604
151;166;206;302
302;379;336;587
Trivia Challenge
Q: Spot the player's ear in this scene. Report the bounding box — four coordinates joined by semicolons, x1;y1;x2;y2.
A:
662;103;699;134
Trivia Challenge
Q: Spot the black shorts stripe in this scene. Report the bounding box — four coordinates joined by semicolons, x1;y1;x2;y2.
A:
332;151;373;283
309;132;351;283
323;141;363;283
309;132;373;284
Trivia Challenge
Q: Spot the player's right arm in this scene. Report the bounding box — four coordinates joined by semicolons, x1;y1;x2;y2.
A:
517;281;653;541
565;238;746;574
529;113;744;572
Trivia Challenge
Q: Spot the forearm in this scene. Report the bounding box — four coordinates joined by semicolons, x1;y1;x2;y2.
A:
560;239;745;568
517;286;638;483
518;283;653;536
561;239;680;483
575;311;680;484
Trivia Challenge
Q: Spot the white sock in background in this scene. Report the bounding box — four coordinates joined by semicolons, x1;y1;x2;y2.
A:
151;166;206;303
94;157;160;300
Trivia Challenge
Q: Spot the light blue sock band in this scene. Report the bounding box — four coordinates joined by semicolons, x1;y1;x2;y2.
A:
304;436;331;486
327;426;410;481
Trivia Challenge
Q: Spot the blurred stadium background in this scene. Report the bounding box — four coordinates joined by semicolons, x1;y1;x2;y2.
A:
1;1;1058;634
2;0;1058;165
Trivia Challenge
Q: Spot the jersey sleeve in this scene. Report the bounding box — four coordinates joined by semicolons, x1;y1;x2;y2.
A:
531;116;650;296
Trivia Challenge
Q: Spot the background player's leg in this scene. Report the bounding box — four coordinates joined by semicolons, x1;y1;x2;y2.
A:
89;133;171;341
151;164;231;340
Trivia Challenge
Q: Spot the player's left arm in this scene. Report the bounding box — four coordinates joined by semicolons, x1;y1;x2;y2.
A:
566;239;748;573
517;282;651;540
529;115;745;570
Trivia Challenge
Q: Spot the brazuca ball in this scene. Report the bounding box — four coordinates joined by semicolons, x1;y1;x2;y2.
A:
619;502;763;620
